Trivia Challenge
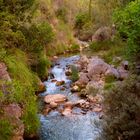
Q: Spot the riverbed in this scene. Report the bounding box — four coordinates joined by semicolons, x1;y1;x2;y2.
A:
38;55;103;140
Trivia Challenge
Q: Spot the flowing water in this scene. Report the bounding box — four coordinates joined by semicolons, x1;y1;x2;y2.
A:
39;55;103;140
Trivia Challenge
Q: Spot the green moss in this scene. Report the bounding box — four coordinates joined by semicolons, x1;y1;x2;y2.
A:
0;119;13;140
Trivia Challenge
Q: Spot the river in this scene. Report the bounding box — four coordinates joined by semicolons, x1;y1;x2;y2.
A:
38;55;103;140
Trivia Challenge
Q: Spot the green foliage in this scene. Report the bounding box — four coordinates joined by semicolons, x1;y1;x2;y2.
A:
36;54;51;79
89;40;113;52
0;0;35;19
22;95;39;135
69;44;80;52
75;13;90;30
0;49;39;135
70;65;79;82
56;7;67;22
103;75;140;140
104;75;116;90
113;0;140;60
0;119;13;140
20;22;54;78
21;22;54;52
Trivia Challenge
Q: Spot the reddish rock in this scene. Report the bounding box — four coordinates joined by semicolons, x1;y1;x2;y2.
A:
2;104;24;140
87;57;120;81
43;107;51;115
0;62;11;81
78;55;89;71
50;102;58;108
64;101;73;108
93;107;102;112
44;94;67;104
75;72;89;86
62;103;72;116
62;107;72;116
118;67;128;80
92;26;114;42
3;104;22;119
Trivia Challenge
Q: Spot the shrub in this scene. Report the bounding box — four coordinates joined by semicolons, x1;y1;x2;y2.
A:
70;65;79;82
0;119;13;140
113;0;140;60
36;54;51;79
55;7;67;22
103;75;140;140
69;44;80;52
0;49;40;135
89;40;113;52
75;13;90;30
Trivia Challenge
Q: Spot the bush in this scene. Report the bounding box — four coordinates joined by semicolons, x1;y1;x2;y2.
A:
69;44;80;52
75;13;90;30
55;7;67;22
113;0;140;60
0;119;13;140
36;54;51;79
89;40;113;52
103;75;140;140
70;65;79;82
0;49;40;135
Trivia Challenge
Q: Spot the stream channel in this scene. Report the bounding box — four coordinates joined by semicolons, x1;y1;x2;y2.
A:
38;55;103;140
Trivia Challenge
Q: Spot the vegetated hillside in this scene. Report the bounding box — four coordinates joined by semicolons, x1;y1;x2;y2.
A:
0;0;88;139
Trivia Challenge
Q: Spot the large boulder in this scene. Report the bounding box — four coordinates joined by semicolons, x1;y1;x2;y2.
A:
105;67;120;79
77;55;89;71
75;72;89;86
0;62;11;81
117;67;128;80
87;57;120;81
92;26;113;42
87;57;109;81
44;94;67;104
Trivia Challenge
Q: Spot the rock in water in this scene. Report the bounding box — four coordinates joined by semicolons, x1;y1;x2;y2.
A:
75;72;89;86
71;85;80;92
56;80;65;86
44;94;67;104
87;57;120;81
